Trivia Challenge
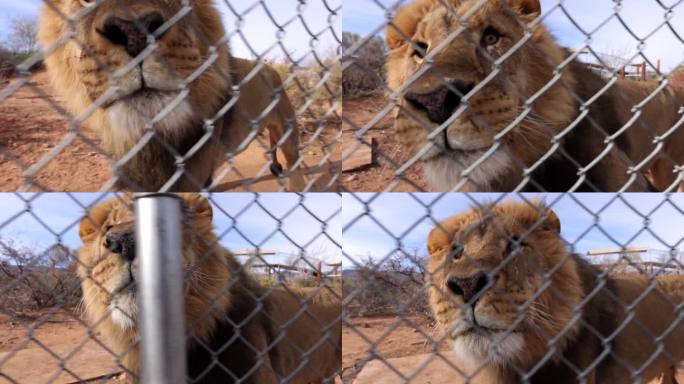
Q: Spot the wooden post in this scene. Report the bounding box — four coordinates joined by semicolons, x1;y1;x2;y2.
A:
620;67;625;79
316;260;322;285
657;59;661;75
642;62;647;81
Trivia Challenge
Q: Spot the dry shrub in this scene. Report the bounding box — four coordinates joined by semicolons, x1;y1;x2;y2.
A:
0;47;15;79
0;239;81;318
342;32;386;96
344;251;432;320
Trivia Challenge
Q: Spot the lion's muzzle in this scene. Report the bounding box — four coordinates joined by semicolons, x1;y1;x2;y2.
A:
98;12;167;58
404;81;474;126
105;230;136;262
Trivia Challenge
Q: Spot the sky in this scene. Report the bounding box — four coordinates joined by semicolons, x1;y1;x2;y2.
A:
343;193;684;267
0;0;341;61
343;0;684;72
0;193;342;268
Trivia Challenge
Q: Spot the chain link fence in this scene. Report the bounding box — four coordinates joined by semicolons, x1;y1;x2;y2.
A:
342;192;684;383
0;0;341;192
0;192;342;383
341;0;684;192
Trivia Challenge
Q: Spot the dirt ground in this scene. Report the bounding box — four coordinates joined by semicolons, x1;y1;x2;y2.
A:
0;72;339;192
341;95;429;192
0;311;129;384
342;315;444;383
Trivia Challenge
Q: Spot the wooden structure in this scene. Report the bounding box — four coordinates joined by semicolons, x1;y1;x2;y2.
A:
233;249;341;284
587;246;683;275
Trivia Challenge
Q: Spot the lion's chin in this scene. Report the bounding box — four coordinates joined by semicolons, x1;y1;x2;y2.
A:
110;291;138;331
423;149;515;191
104;92;196;157
453;330;525;367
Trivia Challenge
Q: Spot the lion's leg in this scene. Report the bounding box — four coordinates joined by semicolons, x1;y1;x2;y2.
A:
279;119;307;191
652;366;679;384
267;123;284;177
649;157;680;192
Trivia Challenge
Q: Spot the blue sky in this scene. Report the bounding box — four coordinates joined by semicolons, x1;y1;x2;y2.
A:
343;0;684;72
0;193;342;267
343;193;684;267
0;0;341;61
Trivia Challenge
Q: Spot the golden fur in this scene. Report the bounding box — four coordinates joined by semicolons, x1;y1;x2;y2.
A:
386;0;684;192
38;0;305;191
427;200;684;383
77;194;340;383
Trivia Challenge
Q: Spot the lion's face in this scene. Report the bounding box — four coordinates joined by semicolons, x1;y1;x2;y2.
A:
427;201;582;368
39;0;231;157
78;194;227;337
386;0;575;190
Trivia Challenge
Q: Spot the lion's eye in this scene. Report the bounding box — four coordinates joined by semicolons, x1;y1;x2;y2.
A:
79;0;95;7
505;235;524;255
481;27;501;46
412;41;429;59
450;242;464;260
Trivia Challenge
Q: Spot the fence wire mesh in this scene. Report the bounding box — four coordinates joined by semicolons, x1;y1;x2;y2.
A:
342;192;684;383
341;0;684;193
0;192;342;383
0;0;341;192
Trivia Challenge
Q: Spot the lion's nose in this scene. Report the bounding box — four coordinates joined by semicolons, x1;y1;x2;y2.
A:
404;82;474;125
105;231;136;262
99;12;166;57
447;272;489;304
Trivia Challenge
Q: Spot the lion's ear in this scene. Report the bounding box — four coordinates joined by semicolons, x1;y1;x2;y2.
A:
79;199;120;240
182;194;213;226
427;225;451;255
507;0;541;18
386;0;435;49
544;208;561;234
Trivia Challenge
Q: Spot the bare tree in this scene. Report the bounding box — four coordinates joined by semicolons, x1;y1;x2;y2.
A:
0;237;80;313
7;17;38;55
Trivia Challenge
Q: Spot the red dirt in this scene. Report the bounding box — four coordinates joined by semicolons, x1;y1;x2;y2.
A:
341;95;429;192
0;72;339;192
342;315;445;383
0;311;129;383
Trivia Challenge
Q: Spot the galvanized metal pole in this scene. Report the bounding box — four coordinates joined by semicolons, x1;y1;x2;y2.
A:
135;194;186;384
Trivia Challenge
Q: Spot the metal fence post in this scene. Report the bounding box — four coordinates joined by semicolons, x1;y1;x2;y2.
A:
135;193;186;384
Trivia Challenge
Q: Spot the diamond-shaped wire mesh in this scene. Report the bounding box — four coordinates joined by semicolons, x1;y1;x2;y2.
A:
341;0;684;192
0;0;341;192
0;192;342;383
342;192;684;383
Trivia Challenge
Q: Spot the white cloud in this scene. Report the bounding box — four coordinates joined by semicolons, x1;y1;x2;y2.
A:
219;0;341;60
342;193;684;267
343;0;684;71
0;1;340;60
0;193;342;265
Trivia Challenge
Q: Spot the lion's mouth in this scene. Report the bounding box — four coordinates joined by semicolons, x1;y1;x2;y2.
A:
110;286;138;330
451;324;508;339
424;147;489;163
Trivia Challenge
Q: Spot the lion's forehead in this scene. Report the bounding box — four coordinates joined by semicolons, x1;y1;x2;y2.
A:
416;1;519;43
70;0;185;12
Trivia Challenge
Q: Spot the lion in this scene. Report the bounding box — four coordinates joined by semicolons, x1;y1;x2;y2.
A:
386;0;684;192
38;0;306;191
77;194;341;383
427;200;684;383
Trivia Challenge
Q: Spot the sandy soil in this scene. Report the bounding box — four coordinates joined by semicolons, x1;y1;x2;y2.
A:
342;315;444;383
0;72;339;192
0;311;128;384
341;95;429;192
343;316;684;384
